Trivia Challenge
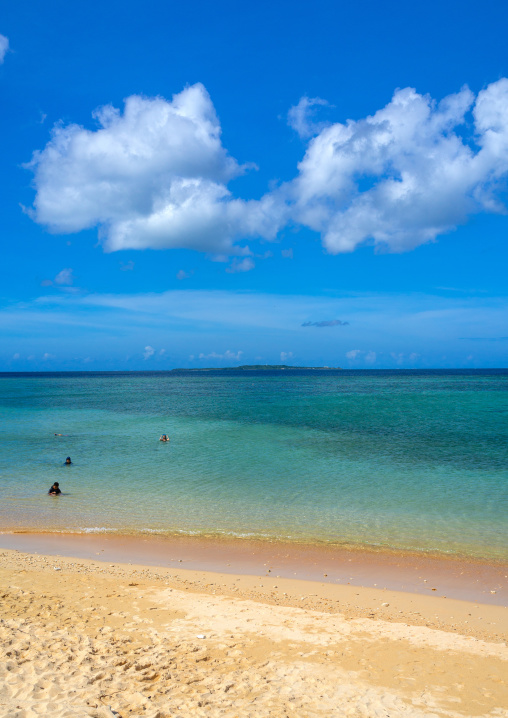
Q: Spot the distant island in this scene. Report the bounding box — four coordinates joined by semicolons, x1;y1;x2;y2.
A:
170;365;342;372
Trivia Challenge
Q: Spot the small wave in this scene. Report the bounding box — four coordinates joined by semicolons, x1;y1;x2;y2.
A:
79;527;118;534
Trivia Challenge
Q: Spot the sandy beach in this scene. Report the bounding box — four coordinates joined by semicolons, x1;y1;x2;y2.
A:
1;538;507;718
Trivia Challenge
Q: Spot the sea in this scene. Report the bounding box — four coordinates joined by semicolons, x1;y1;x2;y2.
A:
0;369;507;562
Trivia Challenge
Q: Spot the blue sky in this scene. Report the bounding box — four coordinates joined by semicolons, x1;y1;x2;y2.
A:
1;0;508;370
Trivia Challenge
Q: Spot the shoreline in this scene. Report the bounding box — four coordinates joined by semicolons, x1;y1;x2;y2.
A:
3;523;507;564
1;529;506;607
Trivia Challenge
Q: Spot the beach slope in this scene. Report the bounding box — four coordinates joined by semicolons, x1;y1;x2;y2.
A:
1;549;507;718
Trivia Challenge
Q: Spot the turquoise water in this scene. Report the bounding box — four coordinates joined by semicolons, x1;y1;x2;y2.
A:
0;370;507;560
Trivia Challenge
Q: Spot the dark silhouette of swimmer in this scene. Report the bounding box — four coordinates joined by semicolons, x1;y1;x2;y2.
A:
65;456;72;464
159;434;169;442
49;482;61;495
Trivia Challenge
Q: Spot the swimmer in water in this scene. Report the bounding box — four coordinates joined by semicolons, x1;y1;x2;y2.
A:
159;434;170;442
48;482;61;495
65;456;72;464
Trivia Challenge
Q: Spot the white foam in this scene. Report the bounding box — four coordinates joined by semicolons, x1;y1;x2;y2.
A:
79;527;118;534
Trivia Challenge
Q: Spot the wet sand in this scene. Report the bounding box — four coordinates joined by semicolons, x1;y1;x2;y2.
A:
0;534;507;717
1;531;507;605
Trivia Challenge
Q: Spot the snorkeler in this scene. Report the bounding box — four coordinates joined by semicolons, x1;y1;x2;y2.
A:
48;482;61;495
65;456;72;464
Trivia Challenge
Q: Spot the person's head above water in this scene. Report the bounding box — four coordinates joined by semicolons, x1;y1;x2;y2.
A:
53;482;59;488
65;457;72;464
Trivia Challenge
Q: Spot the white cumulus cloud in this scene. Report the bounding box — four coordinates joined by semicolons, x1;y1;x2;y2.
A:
286;79;508;253
0;35;9;64
26;83;283;255
143;345;155;360
25;79;508;259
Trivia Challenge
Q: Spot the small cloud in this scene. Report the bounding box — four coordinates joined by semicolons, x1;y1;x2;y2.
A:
346;349;376;364
302;319;349;327
159;348;166;356
27;355;35;361
43;268;74;287
198;350;243;362
226;257;255;273
177;269;191;280
54;268;74;285
281;248;293;259
390;352;419;365
390;352;405;365
12;353;20;360
460;336;508;341
143;345;155;360
42;352;55;361
83;357;92;363
120;260;135;271
287;96;330;139
0;34;9;64
280;351;294;363
466;354;474;361
38;112;48;125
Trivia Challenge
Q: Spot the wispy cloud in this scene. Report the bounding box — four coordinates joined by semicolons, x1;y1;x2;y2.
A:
54;268;74;285
1;288;507;369
41;268;74;288
287;96;330;139
0;34;9;64
226;257;255;273
280;351;294;363
460;336;508;341
302;319;349;327
198;350;243;361
346;349;376;364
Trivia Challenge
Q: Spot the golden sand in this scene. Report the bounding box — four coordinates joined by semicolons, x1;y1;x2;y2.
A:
1;548;507;717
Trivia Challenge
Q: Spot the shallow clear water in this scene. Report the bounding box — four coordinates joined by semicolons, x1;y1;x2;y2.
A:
0;370;507;560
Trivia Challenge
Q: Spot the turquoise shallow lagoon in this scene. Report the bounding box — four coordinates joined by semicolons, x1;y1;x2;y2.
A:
0;370;507;561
